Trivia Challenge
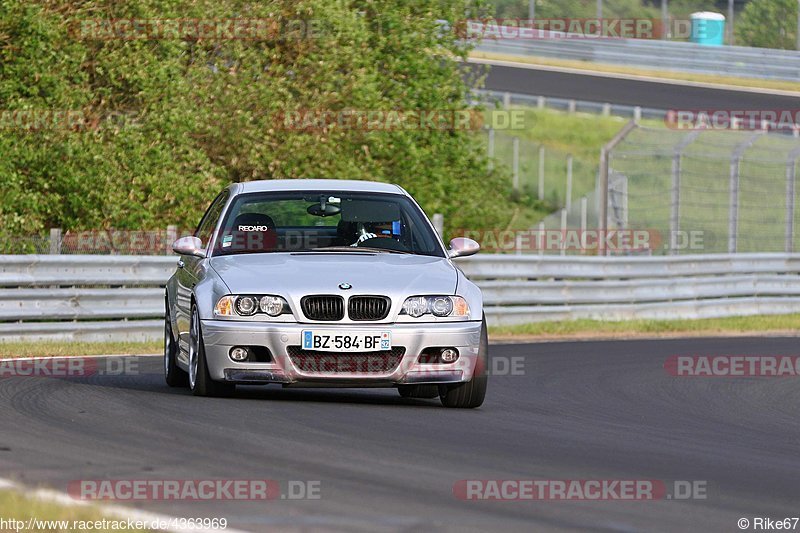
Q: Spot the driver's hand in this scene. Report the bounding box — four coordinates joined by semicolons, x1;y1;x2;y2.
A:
351;232;377;246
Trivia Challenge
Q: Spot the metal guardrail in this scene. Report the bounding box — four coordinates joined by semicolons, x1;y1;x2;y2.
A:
1;253;799;341
475;32;800;82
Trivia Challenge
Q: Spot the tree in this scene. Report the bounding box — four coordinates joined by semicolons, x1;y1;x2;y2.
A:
735;0;797;49
0;0;512;243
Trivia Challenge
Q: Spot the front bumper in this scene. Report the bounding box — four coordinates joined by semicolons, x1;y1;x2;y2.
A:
200;320;482;386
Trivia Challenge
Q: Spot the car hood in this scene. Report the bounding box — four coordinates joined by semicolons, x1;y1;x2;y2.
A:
209;252;457;296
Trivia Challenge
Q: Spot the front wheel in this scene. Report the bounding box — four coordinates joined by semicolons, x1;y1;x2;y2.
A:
188;304;235;398
439;316;488;409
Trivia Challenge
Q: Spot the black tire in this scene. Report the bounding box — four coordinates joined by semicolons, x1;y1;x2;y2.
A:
397;384;440;399
440;316;488;409
189;305;235;398
164;301;189;388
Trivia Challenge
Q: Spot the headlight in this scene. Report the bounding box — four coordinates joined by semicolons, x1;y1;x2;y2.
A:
259;295;286;317
400;296;470;318
214;295;291;317
235;296;258;316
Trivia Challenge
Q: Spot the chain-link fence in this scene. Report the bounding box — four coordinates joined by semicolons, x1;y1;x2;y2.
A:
610;126;800;255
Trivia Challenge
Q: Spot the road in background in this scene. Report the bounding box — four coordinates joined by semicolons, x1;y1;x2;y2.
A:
465;60;800;110
1;338;799;531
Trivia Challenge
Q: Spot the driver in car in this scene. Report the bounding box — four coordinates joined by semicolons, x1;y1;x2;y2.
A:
351;221;397;246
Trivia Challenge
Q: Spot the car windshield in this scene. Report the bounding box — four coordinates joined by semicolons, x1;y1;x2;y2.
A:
212;190;444;257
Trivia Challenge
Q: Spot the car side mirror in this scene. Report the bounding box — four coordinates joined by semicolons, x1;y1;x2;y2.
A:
448;237;480;259
172;236;206;258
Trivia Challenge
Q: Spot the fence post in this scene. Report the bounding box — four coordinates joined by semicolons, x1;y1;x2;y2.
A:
432;213;444;238
538;145;545;200
786;147;800;252
166;225;177;255
512;137;520;192
538;221;545;256
670;129;702;254
580;197;588;255
487;128;495;173
49;228;62;255
599;120;638;255
728;131;763;253
566;154;573;211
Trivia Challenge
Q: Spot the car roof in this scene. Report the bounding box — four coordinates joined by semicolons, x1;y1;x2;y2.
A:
236;179;406;195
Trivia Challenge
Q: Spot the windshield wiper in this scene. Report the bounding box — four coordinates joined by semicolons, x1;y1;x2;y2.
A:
310;246;413;255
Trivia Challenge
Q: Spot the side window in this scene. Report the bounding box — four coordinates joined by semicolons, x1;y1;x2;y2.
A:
195;191;229;248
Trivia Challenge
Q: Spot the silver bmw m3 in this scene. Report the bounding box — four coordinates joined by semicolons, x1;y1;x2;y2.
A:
164;179;487;408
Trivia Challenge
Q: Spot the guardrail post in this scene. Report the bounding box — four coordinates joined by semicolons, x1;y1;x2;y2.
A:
560;208;568;256
503;92;511;108
537;96;545;110
634;106;642;123
49;228;62;255
728;131;763;253
538;145;545;200
566;154;573;211
602;103;611;117
487;128;495;173
568;100;576;114
785;147;800;252
512;137;520;192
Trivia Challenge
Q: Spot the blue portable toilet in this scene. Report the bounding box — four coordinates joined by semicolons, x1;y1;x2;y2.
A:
690;12;725;46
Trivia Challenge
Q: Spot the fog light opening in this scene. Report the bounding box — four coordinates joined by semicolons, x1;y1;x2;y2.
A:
229;346;250;362
440;348;459;364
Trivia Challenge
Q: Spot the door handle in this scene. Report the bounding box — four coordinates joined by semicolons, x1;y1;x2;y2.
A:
177;259;185;269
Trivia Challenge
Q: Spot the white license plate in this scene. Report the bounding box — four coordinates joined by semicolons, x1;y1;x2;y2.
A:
302;330;392;352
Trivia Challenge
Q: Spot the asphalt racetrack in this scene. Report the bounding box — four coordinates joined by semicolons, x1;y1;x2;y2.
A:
466;60;800;110
1;337;799;532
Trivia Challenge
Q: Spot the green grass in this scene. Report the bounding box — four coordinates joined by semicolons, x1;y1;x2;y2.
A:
491;314;800;338
0;489;151;531
0;341;160;358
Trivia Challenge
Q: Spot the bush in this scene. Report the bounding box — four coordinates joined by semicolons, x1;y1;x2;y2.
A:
0;0;513;241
